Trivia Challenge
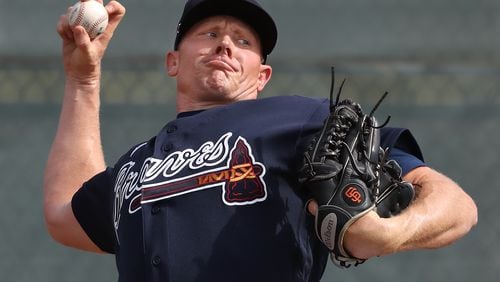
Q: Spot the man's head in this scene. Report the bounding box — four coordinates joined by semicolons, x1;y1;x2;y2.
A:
167;0;277;112
174;0;277;62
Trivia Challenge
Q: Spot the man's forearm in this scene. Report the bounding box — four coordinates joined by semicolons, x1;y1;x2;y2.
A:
343;166;477;259
391;166;478;252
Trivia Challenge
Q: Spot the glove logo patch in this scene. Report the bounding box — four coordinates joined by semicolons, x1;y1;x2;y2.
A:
342;185;365;207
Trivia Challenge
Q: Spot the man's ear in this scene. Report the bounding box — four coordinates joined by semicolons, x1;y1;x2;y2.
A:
257;64;272;92
166;51;179;77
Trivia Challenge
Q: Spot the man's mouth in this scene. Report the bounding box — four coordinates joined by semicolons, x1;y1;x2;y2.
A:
204;56;237;72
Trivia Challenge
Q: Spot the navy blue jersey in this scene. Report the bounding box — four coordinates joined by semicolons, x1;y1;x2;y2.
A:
72;95;425;282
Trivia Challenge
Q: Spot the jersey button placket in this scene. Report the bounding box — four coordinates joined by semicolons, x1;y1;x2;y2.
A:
149;122;175;276
162;123;177;153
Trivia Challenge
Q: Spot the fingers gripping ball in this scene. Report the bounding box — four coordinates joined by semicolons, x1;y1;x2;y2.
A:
68;0;108;39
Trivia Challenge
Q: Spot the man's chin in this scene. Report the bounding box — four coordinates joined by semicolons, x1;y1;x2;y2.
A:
205;77;232;95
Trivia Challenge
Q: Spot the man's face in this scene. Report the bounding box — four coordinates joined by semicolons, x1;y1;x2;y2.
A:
168;16;272;104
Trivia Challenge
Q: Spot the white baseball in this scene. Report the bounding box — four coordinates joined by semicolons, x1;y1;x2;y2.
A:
68;0;108;39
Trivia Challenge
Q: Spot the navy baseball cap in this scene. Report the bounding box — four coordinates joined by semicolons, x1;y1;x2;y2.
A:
174;0;278;61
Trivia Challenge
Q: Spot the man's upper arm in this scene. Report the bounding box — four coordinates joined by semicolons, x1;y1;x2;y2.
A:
48;202;106;253
71;168;117;253
45;168;116;253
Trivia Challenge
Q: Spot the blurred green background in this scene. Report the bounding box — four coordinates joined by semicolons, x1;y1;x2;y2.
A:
1;0;498;281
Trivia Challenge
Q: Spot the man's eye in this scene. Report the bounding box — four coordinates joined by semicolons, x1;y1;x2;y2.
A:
238;39;250;46
206;32;217;38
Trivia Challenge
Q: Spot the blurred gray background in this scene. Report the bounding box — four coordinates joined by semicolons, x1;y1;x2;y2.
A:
1;0;498;281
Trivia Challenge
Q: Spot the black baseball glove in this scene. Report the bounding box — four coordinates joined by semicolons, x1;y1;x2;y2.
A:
298;68;415;268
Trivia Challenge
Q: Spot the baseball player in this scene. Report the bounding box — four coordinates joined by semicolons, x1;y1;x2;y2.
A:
45;0;477;281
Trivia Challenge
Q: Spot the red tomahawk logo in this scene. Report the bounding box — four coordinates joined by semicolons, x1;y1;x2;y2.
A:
141;139;266;205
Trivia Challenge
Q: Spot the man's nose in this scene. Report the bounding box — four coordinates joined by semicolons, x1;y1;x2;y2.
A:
215;35;233;57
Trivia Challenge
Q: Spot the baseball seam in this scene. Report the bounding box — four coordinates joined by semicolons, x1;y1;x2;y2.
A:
89;15;107;37
74;4;85;26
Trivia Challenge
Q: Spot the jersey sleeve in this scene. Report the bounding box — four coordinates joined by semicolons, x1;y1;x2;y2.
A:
381;127;426;175
71;167;117;253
